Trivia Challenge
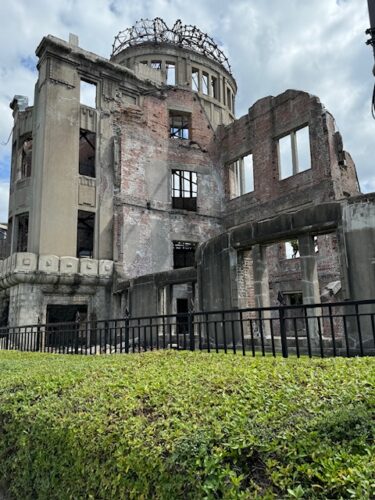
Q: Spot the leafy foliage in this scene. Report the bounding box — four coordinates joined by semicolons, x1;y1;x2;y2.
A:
0;351;373;499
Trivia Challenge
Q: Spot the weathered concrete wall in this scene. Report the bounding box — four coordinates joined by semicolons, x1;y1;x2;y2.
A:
218;90;360;229
114;88;223;280
342;196;375;300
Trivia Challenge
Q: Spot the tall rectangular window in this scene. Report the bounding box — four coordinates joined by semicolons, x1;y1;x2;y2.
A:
172;170;197;211
80;80;97;108
77;210;95;258
79;129;96;177
169;111;190;140
278;126;311;179
191;68;199;91
229;154;254;198
202;72;209;95
166;62;176;85
173;241;197;269
210;76;218;99
16;213;29;252
227;88;232;111
17;136;32;180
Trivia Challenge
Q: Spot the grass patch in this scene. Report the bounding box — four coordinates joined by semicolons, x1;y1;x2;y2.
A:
0;351;374;499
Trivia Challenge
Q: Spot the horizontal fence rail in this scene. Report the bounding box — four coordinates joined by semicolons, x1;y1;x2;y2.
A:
1;300;375;357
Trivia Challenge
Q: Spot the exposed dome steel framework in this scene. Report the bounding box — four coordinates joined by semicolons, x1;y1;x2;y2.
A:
111;18;232;74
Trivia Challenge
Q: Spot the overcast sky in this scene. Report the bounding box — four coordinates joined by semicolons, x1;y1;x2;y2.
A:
0;0;373;222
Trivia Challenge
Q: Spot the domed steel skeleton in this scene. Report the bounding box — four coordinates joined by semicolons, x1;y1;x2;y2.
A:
112;18;232;74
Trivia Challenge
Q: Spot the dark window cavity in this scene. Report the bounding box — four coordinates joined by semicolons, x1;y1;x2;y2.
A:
169;112;190;140
79;129;96;177
173;241;197;269
77;210;95;258
172;170;197;211
16;213;29;252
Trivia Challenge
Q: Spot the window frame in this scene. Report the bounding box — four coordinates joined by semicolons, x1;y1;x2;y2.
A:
278;125;311;180
169;111;191;140
172;169;197;211
173;240;197;269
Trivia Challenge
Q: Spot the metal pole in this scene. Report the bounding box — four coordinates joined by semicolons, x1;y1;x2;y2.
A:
367;0;375;59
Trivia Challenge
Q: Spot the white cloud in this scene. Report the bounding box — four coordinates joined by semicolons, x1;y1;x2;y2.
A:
0;182;9;222
0;0;374;224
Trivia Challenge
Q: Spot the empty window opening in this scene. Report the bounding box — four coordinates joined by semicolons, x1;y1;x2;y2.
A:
151;60;162;70
169;112;190;140
227;88;232;111
79;129;96;177
210;76;218;99
229;154;254;198
202;72;209;95
173;241;197;269
47;304;87;324
191;68;199;91
166;62;176;85
80;80;97;108
16;213;29;253
17;136;32;180
278;126;311;179
176;298;189;334
285;240;300;259
77;210;95;258
232;94;235;114
46;305;88;348
172;170;197;211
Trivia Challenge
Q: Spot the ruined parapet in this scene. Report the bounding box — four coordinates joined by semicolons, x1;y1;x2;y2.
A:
111;18;237;126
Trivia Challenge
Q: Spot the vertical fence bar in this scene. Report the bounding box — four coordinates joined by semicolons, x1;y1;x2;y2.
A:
239;311;245;356
328;305;336;357
270;318;276;357
304;306;312;358
279;307;288;359
189;311;194;351
258;310;265;357
343;314;350;357
230;315;236;354
293;318;300;358
222;312;227;354
355;304;364;356
125;315;129;354
249;319;255;357
205;313;210;353
317;316;324;358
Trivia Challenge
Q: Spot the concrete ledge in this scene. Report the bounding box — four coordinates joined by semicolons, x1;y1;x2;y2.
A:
0;253;113;290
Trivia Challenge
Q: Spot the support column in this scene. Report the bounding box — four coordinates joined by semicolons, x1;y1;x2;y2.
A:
298;234;321;344
252;245;271;338
252;244;270;309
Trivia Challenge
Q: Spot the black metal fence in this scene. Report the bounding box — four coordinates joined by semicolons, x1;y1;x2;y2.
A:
1;300;375;357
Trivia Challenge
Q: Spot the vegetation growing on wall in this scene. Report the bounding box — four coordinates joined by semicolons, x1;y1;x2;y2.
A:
0;351;374;499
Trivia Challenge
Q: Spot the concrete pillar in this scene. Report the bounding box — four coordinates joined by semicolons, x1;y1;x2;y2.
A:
298;235;320;304
252;244;270;309
252;244;271;338
298;234;320;344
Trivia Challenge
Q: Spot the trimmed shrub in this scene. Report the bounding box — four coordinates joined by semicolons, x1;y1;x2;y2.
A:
0;351;374;499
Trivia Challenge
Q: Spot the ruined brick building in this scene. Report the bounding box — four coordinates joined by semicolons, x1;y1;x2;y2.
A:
0;18;374;332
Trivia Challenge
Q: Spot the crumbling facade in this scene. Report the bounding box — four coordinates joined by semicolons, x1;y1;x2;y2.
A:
0;19;374;343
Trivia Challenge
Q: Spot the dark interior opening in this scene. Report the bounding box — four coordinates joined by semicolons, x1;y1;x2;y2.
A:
77;210;95;258
79;129;96;177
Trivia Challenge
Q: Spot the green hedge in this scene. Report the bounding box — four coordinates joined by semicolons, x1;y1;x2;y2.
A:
0;351;374;499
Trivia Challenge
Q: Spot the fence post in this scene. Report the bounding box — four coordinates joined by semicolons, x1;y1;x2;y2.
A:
125;312;130;354
36;319;41;352
189;310;195;351
279;307;288;358
5;331;9;351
